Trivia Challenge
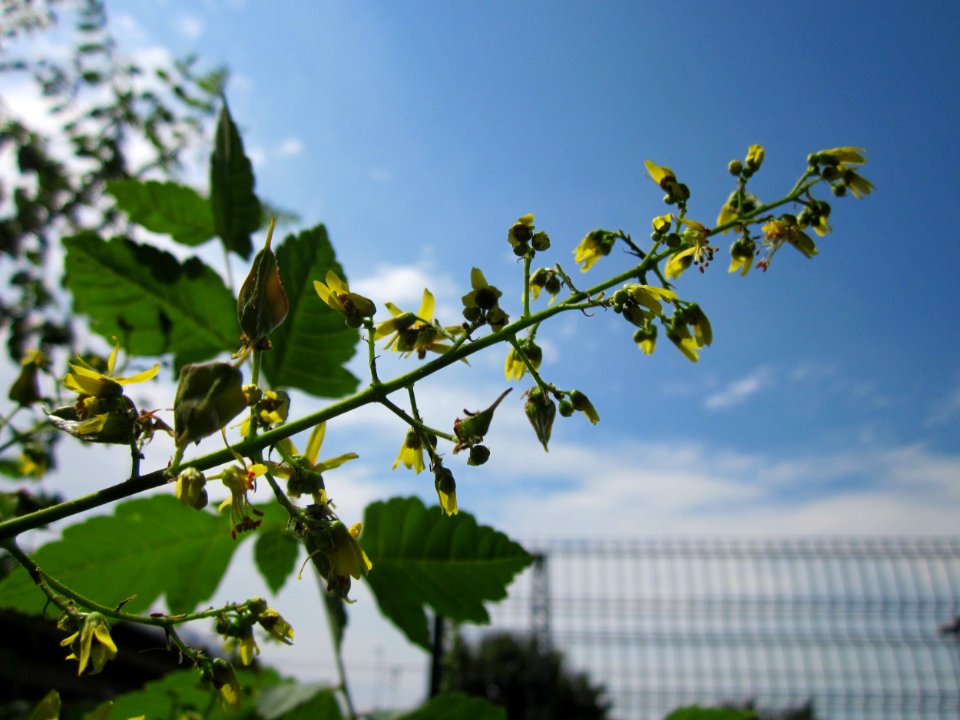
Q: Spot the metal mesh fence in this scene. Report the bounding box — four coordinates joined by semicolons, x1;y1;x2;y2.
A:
468;537;960;720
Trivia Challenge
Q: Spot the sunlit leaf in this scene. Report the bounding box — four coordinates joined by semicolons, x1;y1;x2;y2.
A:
0;495;241;615
106;179;215;246
211;100;260;259
64;233;238;369
361;496;534;650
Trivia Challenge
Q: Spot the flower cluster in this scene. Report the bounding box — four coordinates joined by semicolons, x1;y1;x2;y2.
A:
462;267;509;331
217;597;294;667
376;289;462;359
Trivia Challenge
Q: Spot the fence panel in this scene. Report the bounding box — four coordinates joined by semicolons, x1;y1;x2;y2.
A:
471;537;960;720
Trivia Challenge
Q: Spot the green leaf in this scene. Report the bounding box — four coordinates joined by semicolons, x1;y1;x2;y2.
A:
0;495;241;615
108;666;281;719
105;179;215;246
361;497;534;650
27;690;60;720
211;100;260;259
64;233;238;368
259;225;360;397
254;525;300;594
398;693;507;720
258;683;344;720
665;707;756;720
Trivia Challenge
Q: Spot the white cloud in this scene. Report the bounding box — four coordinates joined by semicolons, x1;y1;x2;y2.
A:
175;13;205;39
277;136;305;157
352;262;458;313
703;366;773;410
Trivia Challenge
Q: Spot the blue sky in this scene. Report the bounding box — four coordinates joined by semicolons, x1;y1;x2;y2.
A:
93;0;959;533
4;0;960;710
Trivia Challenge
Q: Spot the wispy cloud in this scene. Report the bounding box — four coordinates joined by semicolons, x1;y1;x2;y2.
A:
277;137;305;158
703;367;773;410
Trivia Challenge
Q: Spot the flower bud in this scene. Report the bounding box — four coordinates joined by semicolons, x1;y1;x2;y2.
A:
745;144;765;171
175;468;207;509
237;222;289;347
570;390;600;424
558;399;574;417
531;231;551;252
728;159;743;176
524;387;556;452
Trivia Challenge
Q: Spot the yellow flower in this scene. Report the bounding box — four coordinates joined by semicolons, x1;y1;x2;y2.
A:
239;389;290;436
434;465;458;516
375;289;461;358
327;521;373;581
633;324;657;355
507;213;535;250
211;659;242;708
762;218;818;260
815;146;866;165
728;238;756;277
573;229;615;272
621;284;677;323
272;423;358;502
665;304;712;362
644;160;677;188
258;609;295;645
393;429;429;474
63;337;159;399
504;338;542;381
61;613;117;676
314;270;376;327
224;626;259;666
665;219;712;279
217;462;267;538
652;213;673;234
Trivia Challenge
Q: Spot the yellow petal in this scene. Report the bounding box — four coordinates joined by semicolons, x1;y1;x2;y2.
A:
115;364;160;385
325;270;347;292
106;337;121;374
305;423;326;465
417;290;435;322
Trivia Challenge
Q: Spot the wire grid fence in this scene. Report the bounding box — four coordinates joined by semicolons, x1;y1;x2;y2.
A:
467;537;960;720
